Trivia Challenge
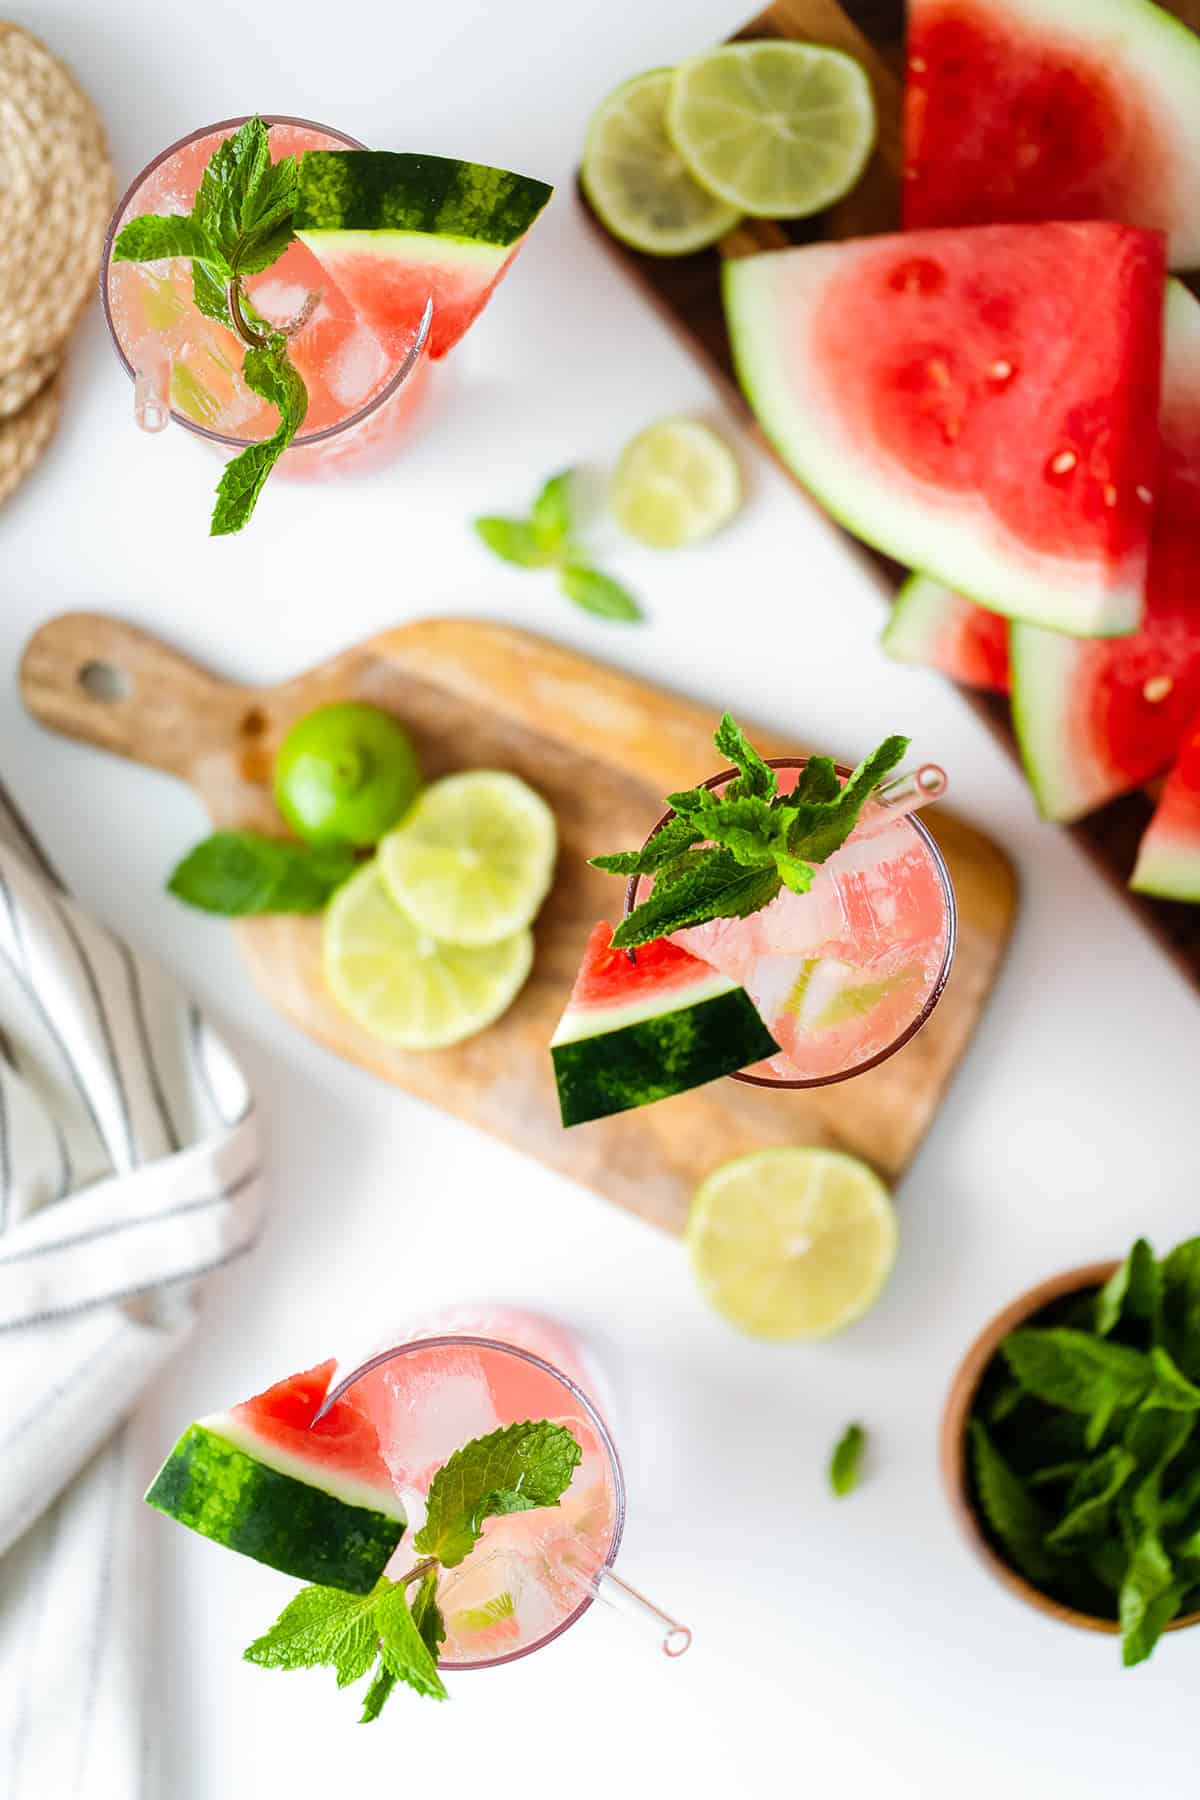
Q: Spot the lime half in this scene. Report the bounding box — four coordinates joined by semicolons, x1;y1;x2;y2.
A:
667;42;876;220
378;771;556;948
687;1148;898;1341
582;69;741;257
611;418;742;549
323;864;533;1050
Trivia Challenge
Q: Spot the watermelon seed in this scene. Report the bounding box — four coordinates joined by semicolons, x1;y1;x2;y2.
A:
988;359;1014;386
1143;676;1174;704
1137;485;1154;505
908;55;927;73
1103;484;1119;508
927;358;951;389
1047;449;1077;480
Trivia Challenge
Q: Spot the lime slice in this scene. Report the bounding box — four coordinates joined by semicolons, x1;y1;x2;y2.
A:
687;1148;898;1341
611;418;742;549
323;863;533;1050
667;42;876;220
378;771;556;948
581;69;741;256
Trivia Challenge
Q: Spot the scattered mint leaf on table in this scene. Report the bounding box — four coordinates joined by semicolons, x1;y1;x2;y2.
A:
598;717;909;948
211;334;309;536
414;1419;582;1568
560;564;643;621
530;470;573;552
243;1581;382;1686
829;1423;866;1497
473;468;644;622
167;832;355;915
474;517;558;567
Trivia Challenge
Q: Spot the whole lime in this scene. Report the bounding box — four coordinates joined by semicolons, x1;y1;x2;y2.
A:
274;704;422;848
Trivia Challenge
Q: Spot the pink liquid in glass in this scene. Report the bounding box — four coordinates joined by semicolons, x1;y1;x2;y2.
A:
632;760;955;1085
340;1307;623;1668
103;118;430;479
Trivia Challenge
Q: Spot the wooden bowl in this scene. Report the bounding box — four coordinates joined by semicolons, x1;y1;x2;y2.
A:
941;1260;1200;1637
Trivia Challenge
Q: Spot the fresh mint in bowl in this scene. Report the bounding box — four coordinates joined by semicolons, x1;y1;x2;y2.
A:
942;1237;1200;1667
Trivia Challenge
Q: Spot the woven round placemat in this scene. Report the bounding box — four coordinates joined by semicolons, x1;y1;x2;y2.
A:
0;23;114;379
0;372;63;507
0;347;59;420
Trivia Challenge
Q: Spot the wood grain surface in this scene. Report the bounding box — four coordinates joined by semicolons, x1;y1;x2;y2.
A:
576;0;1200;991
21;612;1017;1234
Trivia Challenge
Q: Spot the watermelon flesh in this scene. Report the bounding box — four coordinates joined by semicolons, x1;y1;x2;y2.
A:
295;151;553;362
550;921;779;1125
145;1360;407;1594
903;0;1200;270
1011;283;1200;821
883;573;1010;693
1132;715;1200;899
723;222;1164;637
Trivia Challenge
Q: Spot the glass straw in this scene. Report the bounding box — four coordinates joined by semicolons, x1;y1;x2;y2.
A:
874;762;947;819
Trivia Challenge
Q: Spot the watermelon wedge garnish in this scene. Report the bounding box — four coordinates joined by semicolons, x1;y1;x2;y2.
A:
903;0;1200;271
145;1360;406;1593
723;222;1164;638
1011;283;1200;822
883;574;1010;693
550;922;778;1126
1132;715;1200;901
294;151;553;362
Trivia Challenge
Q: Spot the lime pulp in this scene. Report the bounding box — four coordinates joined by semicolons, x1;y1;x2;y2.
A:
611;418;742;548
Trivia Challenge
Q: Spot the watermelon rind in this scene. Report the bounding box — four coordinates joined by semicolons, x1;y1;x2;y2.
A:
882;573;1010;693
904;0;1200;270
722;234;1156;638
1130;830;1200;902
1008;624;1101;822
145;1416;406;1594
551;984;779;1126
295;151;552;246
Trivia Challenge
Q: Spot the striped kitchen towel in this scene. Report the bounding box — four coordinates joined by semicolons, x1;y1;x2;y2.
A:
0;783;263;1800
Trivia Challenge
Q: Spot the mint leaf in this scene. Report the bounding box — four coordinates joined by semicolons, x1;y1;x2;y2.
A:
530;470;573;553
1045;1448;1136;1552
1120;1529;1181;1666
474;516;558;567
1096;1239;1162;1340
372;1580;447;1704
1001;1329;1151;1417
167;831;354;914
192;258;234;326
211;334;308;535
112;213;221;267
561;564;643;622
359;1664;398;1723
192;116;297;276
590;812;703;878
786;735;910;864
1143;1346;1200;1412
829;1423;865;1497
414;1420;582;1569
411;1569;446;1666
1125;1410;1195;1530
609;850;781;950
1163;1238;1200;1378
713;713;776;801
969;1420;1060;1586
243;1582;381;1686
793;755;840;804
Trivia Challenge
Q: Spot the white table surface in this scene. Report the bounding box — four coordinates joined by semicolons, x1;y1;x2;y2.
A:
5;2;1199;1793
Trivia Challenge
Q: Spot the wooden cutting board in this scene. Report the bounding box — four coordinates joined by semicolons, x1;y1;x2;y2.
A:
20;612;1016;1234
576;0;1200;993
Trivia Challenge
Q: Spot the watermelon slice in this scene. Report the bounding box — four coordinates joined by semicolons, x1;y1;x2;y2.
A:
883;574;1010;693
723;223;1164;638
1131;715;1200;900
903;0;1200;270
550;922;778;1126
294;151;553;362
145;1360;406;1593
1012;284;1200;821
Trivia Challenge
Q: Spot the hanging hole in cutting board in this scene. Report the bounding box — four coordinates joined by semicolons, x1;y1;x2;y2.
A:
78;661;132;703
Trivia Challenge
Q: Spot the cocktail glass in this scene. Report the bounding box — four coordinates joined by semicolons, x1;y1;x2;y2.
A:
625;758;956;1087
320;1304;690;1667
101;116;432;481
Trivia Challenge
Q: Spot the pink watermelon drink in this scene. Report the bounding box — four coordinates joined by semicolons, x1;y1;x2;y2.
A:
326;1307;624;1668
104;118;429;480
627;760;955;1087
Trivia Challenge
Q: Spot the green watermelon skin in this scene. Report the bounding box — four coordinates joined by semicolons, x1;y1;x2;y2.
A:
550;921;778;1125
295;152;553;361
146;1422;406;1594
903;0;1200;270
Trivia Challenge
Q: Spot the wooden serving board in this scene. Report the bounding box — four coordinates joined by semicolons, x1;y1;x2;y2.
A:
576;0;1200;992
21;612;1016;1234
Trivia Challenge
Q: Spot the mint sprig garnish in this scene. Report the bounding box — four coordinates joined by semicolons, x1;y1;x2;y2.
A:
244;1417;580;1718
167;831;356;914
594;715;908;950
969;1234;1200;1666
474;470;643;622
112;116;309;534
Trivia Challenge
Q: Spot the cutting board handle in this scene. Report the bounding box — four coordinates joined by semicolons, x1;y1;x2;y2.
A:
20;612;255;779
